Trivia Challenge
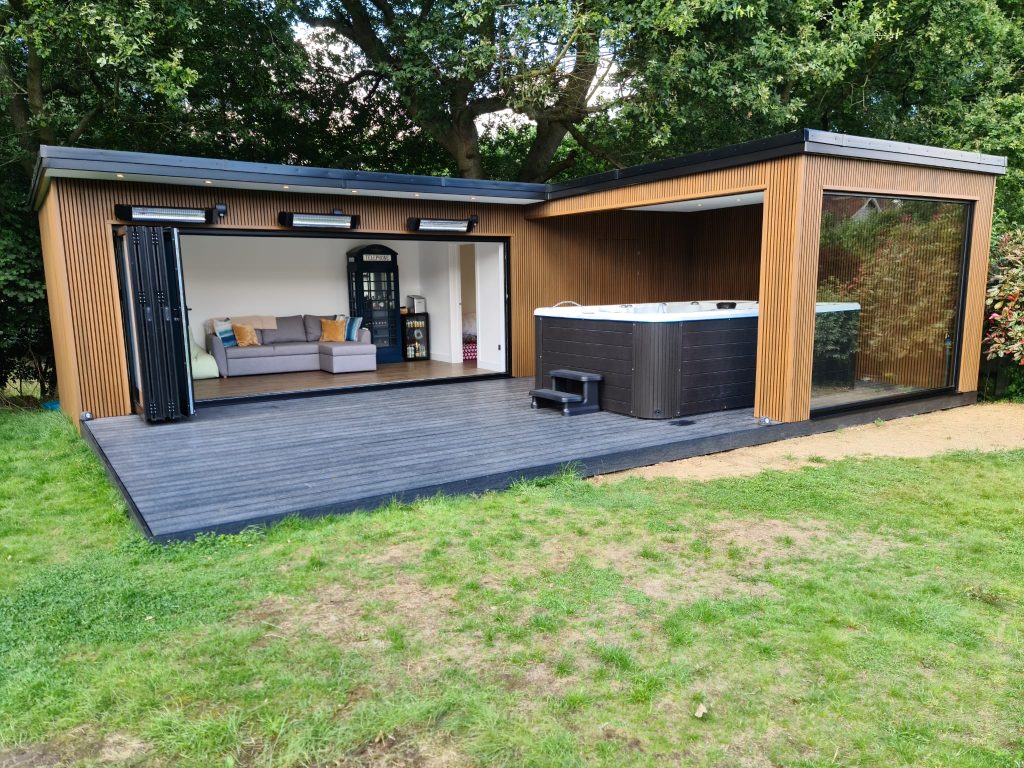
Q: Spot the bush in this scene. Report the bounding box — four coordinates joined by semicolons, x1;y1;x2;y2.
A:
983;231;1024;365
0;173;55;403
981;230;1024;400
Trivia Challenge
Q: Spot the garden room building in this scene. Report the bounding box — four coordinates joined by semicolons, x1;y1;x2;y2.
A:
30;130;1007;538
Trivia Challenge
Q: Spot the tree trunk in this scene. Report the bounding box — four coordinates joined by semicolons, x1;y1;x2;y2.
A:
517;119;573;182
436;110;485;179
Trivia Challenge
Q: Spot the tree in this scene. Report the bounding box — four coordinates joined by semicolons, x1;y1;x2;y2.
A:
295;0;622;181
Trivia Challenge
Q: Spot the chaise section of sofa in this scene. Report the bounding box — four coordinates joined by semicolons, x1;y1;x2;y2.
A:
207;314;376;377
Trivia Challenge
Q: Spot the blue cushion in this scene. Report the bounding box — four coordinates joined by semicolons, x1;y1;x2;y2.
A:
213;320;237;348
345;316;363;342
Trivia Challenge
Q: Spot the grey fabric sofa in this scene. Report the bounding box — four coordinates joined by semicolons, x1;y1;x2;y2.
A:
207;314;376;377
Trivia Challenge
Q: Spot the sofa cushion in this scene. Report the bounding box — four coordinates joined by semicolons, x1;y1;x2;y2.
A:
261;315;305;344
319;341;376;357
213;319;237;348
225;344;278;359
232;323;260;347
303;314;334;341
273;341;320;356
320;318;346;343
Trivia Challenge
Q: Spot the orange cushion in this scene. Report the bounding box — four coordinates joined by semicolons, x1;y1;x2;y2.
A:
320;318;347;343
231;323;260;347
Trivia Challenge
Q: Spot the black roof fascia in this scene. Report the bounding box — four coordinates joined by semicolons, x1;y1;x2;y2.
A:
31;129;1008;210
802;129;1007;176
546;131;807;199
545;129;1007;200
30;145;548;208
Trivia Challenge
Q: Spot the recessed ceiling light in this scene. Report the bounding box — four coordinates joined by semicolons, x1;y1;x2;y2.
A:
116;173;125;179
414;193;420;197
204;180;212;185
282;185;290;189
352;189;359;194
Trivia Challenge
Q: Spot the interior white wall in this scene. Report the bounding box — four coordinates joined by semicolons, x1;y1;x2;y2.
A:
417;241;455;362
179;234;505;370
180;235;424;348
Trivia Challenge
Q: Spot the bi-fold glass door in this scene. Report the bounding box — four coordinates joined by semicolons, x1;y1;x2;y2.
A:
115;226;194;422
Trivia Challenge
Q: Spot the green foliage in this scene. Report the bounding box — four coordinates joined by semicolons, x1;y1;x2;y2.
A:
0;171;53;398
983;230;1024;368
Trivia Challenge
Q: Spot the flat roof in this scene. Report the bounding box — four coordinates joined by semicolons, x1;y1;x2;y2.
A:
31;129;1007;209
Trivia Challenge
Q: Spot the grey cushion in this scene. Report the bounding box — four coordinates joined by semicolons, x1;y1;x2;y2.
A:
273;342;319;356
319;341;377;357
261;315;305;344
303;314;335;342
225;344;278;359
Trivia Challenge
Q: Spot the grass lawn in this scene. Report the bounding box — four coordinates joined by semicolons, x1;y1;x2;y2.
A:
1;409;1022;767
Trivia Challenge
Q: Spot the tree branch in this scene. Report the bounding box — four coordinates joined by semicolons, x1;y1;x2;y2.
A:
567;123;624;169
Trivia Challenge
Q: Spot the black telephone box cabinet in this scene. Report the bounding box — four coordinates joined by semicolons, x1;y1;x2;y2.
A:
347;244;402;363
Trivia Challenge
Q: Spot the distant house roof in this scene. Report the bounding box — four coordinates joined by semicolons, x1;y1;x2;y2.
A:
30;129;1008;210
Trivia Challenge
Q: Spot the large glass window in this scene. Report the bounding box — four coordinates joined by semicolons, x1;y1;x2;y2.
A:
811;194;970;410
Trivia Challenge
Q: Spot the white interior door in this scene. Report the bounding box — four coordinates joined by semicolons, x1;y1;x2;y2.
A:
474;242;507;373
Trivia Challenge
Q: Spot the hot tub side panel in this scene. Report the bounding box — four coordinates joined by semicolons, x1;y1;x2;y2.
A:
535;317;636;415
632;323;683;419
678;317;758;415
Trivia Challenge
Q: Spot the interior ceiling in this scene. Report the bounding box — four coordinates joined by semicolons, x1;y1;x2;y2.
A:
627;191;765;213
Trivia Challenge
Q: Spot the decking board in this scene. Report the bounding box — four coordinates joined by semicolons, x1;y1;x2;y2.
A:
82;377;975;541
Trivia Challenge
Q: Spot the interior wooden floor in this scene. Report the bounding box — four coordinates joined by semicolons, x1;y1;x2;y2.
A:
193;360;494;401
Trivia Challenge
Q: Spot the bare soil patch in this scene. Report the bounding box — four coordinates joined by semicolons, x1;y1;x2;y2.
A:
596;402;1024;483
549;518;897;605
0;727;149;768
329;732;469;768
246;573;456;652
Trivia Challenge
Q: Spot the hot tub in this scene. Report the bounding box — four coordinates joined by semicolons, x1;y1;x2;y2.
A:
534;300;860;418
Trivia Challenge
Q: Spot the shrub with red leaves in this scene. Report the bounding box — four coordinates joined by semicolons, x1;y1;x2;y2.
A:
984;231;1024;366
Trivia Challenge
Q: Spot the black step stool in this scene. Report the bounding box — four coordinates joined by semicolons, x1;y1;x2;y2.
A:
530;369;602;415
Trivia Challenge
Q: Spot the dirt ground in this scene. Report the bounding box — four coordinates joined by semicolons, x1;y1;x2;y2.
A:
596;402;1024;483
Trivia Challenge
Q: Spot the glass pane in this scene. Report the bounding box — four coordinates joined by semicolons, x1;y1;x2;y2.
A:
811;194;969;410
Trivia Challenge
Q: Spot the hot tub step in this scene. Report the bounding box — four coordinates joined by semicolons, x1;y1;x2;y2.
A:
530;369;602;415
549;369;604;383
529;388;583;404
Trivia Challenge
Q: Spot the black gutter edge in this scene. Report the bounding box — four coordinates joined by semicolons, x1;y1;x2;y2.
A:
30;129;1009;211
545;129;1008;200
29;144;549;209
546;131;806;198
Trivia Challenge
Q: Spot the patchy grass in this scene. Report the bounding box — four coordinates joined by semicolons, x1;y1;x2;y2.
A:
0;409;1023;766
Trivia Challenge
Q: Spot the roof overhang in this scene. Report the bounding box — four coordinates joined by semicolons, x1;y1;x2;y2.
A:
30;129;1008;211
30;145;547;210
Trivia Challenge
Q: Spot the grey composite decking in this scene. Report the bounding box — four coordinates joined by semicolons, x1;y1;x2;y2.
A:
82;377;975;541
